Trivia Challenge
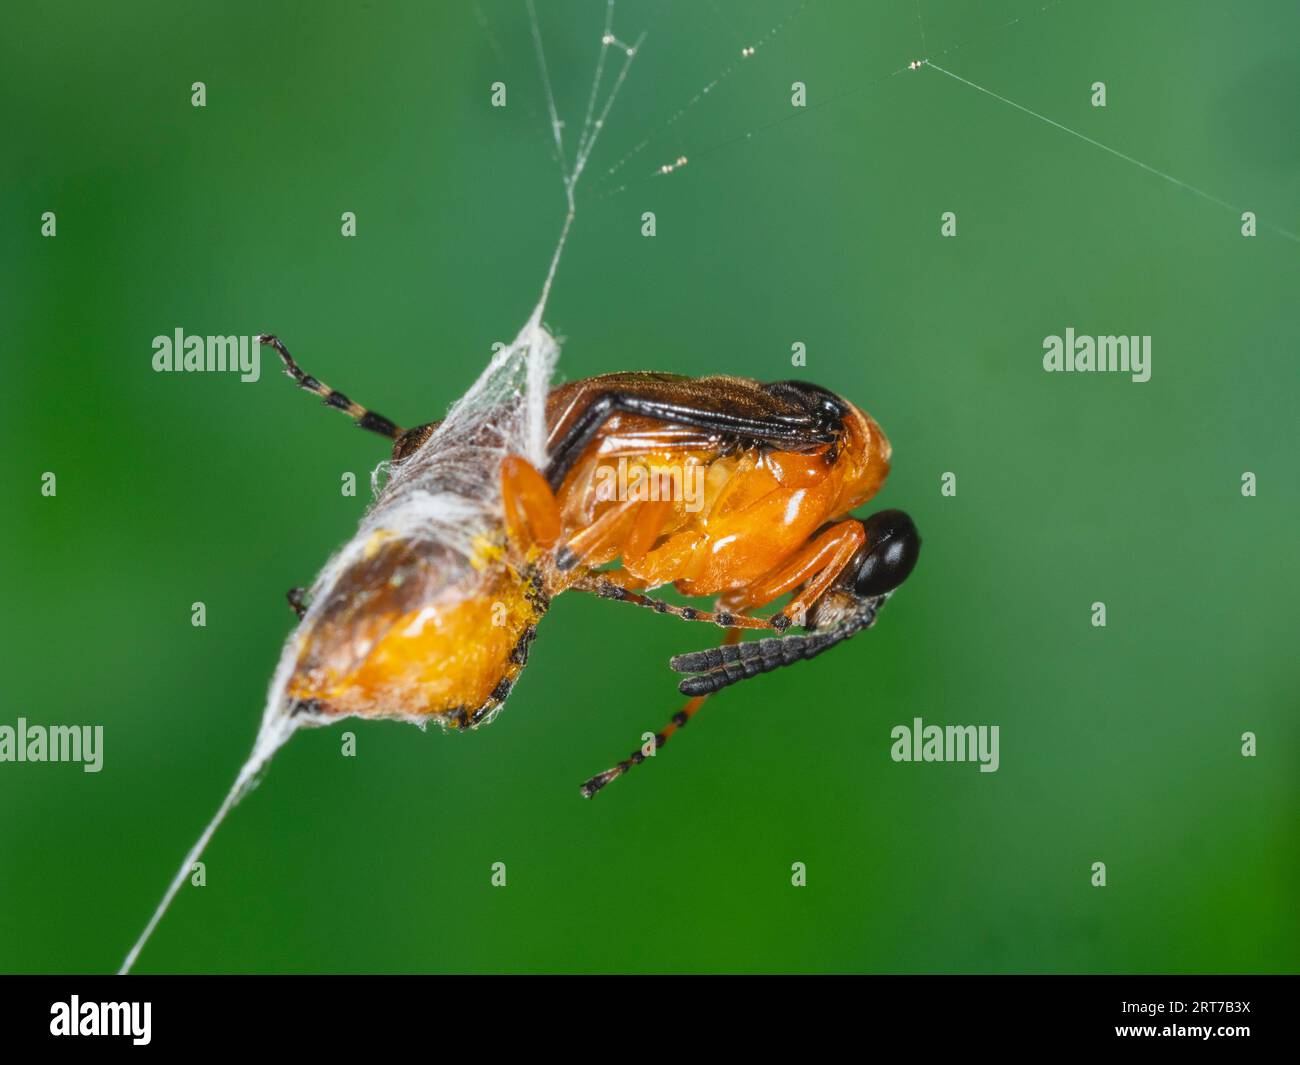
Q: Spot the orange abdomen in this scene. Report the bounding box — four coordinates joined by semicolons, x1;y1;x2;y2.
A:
287;570;538;721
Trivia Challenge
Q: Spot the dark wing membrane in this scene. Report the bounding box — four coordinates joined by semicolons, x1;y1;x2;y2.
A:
543;373;836;487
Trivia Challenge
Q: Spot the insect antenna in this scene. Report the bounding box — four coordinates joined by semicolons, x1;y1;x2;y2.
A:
670;612;874;697
258;333;403;440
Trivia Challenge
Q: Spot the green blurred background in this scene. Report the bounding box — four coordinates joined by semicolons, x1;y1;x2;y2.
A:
2;0;1296;973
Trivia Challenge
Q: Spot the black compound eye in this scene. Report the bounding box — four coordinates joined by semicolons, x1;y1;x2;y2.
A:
853;510;920;598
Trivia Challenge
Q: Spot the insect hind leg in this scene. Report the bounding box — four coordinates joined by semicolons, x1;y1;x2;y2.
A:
259;333;402;440
460;622;540;729
580;627;743;797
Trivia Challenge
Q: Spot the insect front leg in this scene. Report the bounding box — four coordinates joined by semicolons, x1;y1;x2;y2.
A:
670;509;922;697
731;519;868;629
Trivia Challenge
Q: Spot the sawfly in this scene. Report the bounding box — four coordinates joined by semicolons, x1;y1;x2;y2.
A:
260;334;921;796
118;4;923;974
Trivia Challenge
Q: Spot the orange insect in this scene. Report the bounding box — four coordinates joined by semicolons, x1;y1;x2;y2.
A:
260;335;920;796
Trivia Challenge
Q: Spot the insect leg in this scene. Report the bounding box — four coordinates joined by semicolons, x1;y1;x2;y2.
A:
580;628;744;798
572;573;777;631
612;497;672;567
669;512;921;696
462;623;540;729
596;566;650;590
563;494;775;629
286;587;308;619
553;495;644;571
258;334;402;440
729;519;867;628
500;455;561;552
